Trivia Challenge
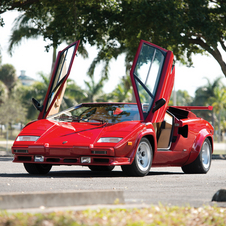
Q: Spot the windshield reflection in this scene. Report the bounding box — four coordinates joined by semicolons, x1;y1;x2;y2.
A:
49;104;140;123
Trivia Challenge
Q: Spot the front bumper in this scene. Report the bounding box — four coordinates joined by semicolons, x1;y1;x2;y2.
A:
12;145;132;166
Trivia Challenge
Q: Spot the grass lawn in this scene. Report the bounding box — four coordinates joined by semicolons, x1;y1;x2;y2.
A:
0;205;226;226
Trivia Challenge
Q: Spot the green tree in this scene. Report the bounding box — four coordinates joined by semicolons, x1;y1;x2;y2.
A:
193;77;223;127
20;72;53;120
0;79;27;139
110;74;132;102
2;1;226;78
209;86;226;142
0;96;26;127
5;1;108;70
0;81;8;104
62;79;87;107
0;64;17;93
193;77;222;105
21;72;87;120
83;75;107;102
103;0;226;77
169;90;193;106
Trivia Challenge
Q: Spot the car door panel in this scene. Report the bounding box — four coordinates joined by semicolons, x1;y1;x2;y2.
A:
38;41;80;119
130;40;174;123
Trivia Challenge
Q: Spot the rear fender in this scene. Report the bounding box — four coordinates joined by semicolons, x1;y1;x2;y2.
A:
184;128;213;165
128;125;157;163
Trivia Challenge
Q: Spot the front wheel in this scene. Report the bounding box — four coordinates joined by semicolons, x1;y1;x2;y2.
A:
182;138;212;174
24;163;52;175
121;137;153;177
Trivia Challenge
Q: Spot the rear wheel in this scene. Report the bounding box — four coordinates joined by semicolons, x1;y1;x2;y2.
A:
182;138;212;174
24;163;52;175
121;137;153;177
88;166;115;172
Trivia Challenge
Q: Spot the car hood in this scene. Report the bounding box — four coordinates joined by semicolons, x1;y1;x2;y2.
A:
17;119;141;147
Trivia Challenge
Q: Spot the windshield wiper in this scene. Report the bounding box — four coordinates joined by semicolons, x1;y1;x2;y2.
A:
79;117;107;124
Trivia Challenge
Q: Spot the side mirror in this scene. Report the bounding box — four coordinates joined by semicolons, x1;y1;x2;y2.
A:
32;98;43;112
152;98;166;113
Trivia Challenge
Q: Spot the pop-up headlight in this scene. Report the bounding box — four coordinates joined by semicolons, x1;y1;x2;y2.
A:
16;136;40;142
97;137;122;143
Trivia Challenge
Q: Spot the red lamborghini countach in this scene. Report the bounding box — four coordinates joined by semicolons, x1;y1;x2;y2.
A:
12;40;214;176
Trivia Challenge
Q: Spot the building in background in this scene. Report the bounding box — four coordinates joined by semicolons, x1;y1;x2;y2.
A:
18;70;35;86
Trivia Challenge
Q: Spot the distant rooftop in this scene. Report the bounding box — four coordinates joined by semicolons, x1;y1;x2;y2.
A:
18;70;36;86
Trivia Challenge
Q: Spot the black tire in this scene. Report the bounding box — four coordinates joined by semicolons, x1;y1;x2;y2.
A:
182;138;212;174
121;137;153;177
88;165;115;172
24;163;52;175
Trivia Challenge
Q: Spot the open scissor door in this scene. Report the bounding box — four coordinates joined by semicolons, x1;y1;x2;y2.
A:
130;40;175;123
38;41;80;119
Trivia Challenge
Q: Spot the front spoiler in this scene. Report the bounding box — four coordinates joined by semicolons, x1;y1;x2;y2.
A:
12;154;131;166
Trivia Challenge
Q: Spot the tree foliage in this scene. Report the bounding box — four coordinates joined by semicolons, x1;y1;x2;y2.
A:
0;64;26;127
169;90;193;106
0;64;17;93
0;80;8;104
109;73;132;102
2;0;226;78
0;96;26;126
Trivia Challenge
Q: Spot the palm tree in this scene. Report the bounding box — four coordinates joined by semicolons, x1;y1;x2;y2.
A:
8;13;89;75
8;14;58;74
193;76;223;128
21;72;88;120
193;77;222;105
110;74;132;102
169;90;193;106
0;64;17;93
209;86;226;142
63;79;87;106
83;75;108;102
20;72;49;120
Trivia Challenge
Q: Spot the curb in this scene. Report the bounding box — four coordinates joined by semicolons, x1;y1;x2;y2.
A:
0;190;124;210
212;154;226;160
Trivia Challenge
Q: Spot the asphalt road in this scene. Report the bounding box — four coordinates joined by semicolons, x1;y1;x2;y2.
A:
0;157;226;207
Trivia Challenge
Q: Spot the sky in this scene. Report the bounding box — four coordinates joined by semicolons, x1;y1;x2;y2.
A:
1;10;226;97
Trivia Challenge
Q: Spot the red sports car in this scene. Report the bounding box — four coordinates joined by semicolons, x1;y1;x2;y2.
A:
12;40;214;176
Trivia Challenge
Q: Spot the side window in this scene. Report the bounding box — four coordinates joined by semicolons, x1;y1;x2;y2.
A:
133;43;165;119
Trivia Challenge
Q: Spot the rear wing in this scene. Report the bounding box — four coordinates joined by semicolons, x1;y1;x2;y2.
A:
170;106;213;111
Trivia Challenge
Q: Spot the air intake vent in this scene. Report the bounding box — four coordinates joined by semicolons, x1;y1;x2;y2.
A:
91;151;107;154
93;158;109;163
14;150;28;153
18;156;32;161
63;159;77;163
46;158;60;162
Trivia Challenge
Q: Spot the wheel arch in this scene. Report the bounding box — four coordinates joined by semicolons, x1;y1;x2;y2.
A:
206;136;213;154
143;134;156;158
121;133;156;176
184;129;213;166
129;129;157;162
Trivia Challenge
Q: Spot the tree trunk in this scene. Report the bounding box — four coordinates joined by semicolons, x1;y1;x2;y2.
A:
189;38;226;77
50;46;57;75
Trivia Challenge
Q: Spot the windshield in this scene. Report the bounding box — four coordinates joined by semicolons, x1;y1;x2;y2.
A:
48;104;140;123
